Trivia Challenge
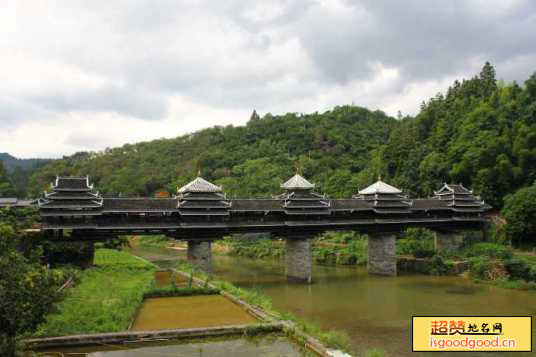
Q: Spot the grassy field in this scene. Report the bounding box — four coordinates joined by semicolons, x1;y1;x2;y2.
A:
36;249;157;336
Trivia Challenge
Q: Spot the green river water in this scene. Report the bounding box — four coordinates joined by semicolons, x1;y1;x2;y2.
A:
131;246;536;357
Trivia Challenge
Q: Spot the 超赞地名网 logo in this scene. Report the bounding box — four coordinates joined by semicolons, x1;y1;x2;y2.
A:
431;319;502;335
412;316;532;352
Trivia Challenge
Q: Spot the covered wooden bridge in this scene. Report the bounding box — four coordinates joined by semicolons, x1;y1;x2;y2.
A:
37;175;490;282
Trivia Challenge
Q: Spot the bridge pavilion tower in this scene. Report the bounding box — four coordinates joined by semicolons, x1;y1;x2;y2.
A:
354;178;412;276
432;183;487;254
38;176;103;267
279;173;330;283
176;176;230;272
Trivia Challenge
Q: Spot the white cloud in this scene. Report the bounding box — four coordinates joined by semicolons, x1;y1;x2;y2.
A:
1;0;535;158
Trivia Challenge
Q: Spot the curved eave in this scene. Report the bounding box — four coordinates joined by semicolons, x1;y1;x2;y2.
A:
50;188;94;193
39;200;103;209
101;209;178;213
178;210;230;216
372;209;413;214
44;192;101;200
284;210;332;215
283;203;330;209
40;211;102;217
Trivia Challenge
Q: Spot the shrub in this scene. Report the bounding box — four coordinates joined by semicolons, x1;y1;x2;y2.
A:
40;241;96;267
429;255;454;275
135;235;170;248
469;256;508;281
0;224;64;355
502;183;536;246
467;242;513;259
397;228;435;258
504;258;531;281
96;236;130;250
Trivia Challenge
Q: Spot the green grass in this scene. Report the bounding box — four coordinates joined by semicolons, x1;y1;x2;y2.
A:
134;235;170;248
516;252;536;265
94;248;157;269
280;312;352;352
36;249;157;336
143;286;220;298
495;278;536;290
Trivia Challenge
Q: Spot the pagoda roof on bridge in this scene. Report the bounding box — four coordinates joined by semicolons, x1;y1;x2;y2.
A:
40;176;103;211
434;183;473;195
358;179;402;195
432;183;486;212
52;176;93;191
178;177;222;193
281;174;315;190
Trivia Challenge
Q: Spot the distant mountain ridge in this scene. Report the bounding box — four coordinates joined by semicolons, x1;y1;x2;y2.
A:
0;153;54;197
0;153;53;173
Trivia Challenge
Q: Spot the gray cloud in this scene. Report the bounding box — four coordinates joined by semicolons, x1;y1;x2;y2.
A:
1;0;536;157
30;85;167;120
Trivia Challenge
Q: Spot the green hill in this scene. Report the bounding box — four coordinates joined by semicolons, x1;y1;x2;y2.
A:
0;153;53;197
28;63;536;208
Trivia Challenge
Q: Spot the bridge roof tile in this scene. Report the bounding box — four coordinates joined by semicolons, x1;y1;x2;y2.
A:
358;180;402;195
102;198;178;212
178;177;222;193
281;174;315;190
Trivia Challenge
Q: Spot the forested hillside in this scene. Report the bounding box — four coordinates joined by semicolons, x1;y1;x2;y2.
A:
0;161;15;196
0;153;53;197
372;63;536;208
28;107;396;198
28;63;536;209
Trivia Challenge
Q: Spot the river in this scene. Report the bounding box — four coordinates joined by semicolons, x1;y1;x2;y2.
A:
130;245;536;356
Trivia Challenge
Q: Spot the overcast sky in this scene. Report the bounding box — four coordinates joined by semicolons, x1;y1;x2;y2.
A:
1;0;536;158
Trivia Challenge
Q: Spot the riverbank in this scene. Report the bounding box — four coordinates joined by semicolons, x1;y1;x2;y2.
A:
128;243;536;357
217;233;536;290
36;249;157;336
33;247;355;356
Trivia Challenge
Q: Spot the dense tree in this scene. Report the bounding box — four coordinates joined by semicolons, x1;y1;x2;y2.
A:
29;106;396;198
0;161;16;197
501;182;536;246
26;63;536;213
375;63;536;207
0;223;63;355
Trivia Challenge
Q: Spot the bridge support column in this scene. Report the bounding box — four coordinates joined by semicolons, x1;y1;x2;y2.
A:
285;238;312;283
368;234;397;276
79;241;95;268
434;232;464;255
187;241;211;272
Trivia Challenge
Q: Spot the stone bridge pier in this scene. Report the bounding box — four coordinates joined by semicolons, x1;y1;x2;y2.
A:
434;229;485;255
187;240;212;273
285;237;312;283
368;233;397;276
434;231;464;255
